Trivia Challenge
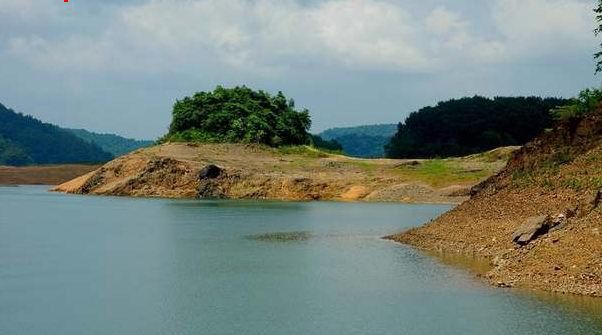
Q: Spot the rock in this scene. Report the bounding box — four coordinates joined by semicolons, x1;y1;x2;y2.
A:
199;164;222;179
512;215;551;246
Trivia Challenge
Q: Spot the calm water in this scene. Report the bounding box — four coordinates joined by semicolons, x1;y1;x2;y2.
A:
1;186;601;335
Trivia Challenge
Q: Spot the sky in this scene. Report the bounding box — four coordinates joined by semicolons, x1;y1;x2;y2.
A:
0;0;599;139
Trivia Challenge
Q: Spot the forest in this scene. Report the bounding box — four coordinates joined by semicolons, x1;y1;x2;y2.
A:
0;103;113;166
385;96;569;158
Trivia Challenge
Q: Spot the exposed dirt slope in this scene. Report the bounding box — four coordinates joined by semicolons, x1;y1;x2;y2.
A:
53;143;513;203
390;110;602;297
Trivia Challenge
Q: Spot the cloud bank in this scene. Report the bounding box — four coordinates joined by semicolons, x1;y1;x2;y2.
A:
0;0;597;138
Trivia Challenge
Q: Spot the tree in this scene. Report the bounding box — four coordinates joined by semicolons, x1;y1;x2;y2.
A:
595;1;602;73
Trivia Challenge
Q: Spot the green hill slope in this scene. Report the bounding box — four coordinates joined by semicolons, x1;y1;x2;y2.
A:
319;124;397;157
0;103;113;166
66;128;153;157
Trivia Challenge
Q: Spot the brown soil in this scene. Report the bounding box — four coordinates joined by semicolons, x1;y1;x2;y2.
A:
52;144;512;203
389;110;602;297
0;164;100;185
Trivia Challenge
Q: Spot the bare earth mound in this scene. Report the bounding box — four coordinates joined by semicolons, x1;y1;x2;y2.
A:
389;110;602;297
53;143;512;203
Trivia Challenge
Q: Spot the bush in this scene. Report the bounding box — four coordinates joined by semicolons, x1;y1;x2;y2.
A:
551;88;602;120
164;86;311;147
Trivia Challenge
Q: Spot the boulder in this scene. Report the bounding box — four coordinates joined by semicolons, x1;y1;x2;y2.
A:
512;215;551;246
199;164;222;179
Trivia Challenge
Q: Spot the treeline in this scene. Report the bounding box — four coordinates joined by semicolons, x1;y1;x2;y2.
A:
385;96;569;158
0;103;113;166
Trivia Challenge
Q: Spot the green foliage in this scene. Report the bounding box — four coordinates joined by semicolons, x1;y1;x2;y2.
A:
562;178;584;191
385;96;569;159
165;86;311;146
67;128;153;157
393;158;493;188
0;103;113;166
310;135;343;152
551;88;602;120
276;145;329;158
320;124;397;157
0;135;32;166
511;169;536;188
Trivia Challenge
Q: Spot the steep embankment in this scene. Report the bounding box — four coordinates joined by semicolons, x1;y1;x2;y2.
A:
53;143;513;203
390;110;602;297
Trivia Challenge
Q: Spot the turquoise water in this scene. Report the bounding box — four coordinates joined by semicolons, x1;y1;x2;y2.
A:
0;186;601;335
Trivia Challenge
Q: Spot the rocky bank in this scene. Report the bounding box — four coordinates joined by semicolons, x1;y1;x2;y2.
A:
389;109;602;297
53;143;511;203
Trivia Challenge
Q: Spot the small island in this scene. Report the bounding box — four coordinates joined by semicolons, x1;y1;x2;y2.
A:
53;86;512;203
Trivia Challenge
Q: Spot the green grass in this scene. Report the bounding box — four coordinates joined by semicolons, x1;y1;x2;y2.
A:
276;145;331;158
395;159;492;187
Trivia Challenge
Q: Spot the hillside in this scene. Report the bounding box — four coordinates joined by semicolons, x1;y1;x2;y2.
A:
319;124;397;157
66;128;153;157
0;103;113;166
53;143;514;203
389;108;602;297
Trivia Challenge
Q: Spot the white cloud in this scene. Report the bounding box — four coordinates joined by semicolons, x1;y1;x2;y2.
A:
426;7;467;35
493;0;595;57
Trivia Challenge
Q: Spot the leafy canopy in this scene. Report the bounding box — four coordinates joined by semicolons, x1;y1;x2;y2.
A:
165;86;312;146
385;96;569;159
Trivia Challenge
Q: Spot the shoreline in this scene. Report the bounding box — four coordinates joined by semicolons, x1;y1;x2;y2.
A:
52;143;512;204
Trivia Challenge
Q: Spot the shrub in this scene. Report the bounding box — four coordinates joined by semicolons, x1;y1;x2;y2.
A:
551;88;602;120
164;86;311;147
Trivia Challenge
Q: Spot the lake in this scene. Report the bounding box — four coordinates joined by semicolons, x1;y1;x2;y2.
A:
1;186;601;335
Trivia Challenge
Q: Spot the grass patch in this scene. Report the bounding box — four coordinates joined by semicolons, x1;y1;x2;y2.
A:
349;161;377;173
562;178;584;191
394;159;491;187
276;146;331;158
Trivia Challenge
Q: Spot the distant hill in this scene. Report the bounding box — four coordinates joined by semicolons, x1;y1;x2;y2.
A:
66;128;153;157
0;103;113;166
320;124;397;157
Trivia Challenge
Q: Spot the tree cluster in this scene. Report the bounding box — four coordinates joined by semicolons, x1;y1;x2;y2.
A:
165;86;312;146
385;96;569;158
